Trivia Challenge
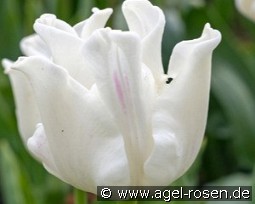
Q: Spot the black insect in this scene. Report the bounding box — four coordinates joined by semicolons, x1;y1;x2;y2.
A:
166;77;173;84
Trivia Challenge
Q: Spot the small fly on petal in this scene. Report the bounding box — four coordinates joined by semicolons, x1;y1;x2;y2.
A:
166;77;173;84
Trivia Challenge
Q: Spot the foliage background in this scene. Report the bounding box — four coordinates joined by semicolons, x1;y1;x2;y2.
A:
0;0;254;203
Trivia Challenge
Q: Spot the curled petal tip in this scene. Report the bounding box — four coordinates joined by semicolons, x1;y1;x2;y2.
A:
92;7;113;14
92;7;100;13
34;15;54;30
36;123;43;129
123;0;150;6
203;23;221;36
11;56;50;76
201;23;222;49
34;13;77;36
35;14;57;26
12;56;29;69
2;59;13;74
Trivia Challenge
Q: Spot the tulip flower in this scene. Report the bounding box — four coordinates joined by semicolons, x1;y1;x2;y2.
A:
2;0;221;194
235;0;255;22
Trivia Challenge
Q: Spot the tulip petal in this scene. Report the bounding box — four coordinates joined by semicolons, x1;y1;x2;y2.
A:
144;24;221;185
11;56;129;193
33;14;94;88
27;123;62;179
35;14;77;35
74;8;113;39
20;34;50;58
123;0;165;84
83;29;154;185
235;0;255;22
2;59;40;143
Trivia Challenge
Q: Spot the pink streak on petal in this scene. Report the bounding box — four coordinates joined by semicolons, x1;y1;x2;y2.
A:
113;71;126;110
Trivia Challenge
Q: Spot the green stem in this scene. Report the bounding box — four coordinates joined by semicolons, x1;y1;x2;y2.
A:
74;188;87;204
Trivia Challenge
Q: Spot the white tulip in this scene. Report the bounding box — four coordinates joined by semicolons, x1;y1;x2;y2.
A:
235;0;255;21
2;0;221;194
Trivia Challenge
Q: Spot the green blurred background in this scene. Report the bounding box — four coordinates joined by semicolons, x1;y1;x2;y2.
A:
0;0;254;203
